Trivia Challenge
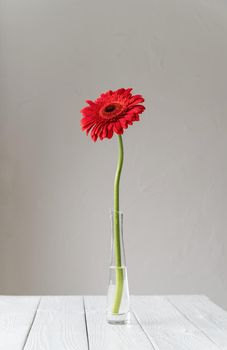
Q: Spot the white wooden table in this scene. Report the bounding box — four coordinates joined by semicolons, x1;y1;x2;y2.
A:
0;295;227;349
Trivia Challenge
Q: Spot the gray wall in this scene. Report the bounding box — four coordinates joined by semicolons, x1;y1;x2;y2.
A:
1;0;227;309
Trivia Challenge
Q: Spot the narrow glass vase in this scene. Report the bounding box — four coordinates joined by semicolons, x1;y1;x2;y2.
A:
107;210;130;324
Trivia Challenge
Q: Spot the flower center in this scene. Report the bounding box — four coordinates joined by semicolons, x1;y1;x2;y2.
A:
104;104;116;113
101;102;123;119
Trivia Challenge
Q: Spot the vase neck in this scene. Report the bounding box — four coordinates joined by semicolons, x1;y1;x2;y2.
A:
110;210;126;267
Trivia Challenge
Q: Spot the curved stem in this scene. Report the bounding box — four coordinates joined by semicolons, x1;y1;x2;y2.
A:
112;135;124;314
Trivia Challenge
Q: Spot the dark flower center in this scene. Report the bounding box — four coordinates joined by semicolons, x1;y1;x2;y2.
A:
104;104;116;113
101;102;123;119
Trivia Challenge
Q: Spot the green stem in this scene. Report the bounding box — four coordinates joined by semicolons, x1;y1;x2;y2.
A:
112;135;124;314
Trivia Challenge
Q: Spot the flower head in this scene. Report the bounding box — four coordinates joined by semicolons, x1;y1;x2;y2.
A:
80;88;145;141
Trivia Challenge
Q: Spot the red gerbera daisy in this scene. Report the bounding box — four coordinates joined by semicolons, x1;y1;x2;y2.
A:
80;88;145;141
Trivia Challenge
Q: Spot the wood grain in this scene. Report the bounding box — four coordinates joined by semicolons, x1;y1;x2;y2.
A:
0;296;40;350
23;296;88;350
168;295;227;349
131;296;221;350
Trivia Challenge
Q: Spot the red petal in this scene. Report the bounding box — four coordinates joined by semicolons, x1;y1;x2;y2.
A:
128;105;145;114
128;95;144;105
107;123;114;139
113;120;123;134
119;118;129;129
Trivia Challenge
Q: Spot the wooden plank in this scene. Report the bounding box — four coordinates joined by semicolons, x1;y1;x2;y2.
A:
131;296;221;350
84;296;155;350
0;296;40;350
168;295;227;349
24;296;88;350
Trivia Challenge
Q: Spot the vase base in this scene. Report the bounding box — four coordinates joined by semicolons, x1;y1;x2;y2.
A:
107;311;130;325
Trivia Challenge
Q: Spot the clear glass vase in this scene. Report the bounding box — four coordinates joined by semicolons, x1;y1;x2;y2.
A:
107;210;130;324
